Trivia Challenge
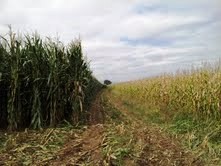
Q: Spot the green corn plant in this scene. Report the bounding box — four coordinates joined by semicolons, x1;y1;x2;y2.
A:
0;29;103;130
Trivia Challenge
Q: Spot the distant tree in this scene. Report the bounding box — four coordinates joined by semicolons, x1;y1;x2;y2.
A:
104;80;112;85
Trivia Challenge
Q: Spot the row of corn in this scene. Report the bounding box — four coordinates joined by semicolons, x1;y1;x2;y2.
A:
0;29;103;130
114;63;221;120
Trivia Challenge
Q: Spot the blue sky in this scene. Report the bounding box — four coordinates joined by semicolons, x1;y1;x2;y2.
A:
0;0;221;82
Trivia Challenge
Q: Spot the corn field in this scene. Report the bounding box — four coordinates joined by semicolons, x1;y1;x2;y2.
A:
114;64;221;120
0;29;103;130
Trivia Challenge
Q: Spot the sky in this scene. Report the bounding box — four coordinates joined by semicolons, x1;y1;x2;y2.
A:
0;0;221;82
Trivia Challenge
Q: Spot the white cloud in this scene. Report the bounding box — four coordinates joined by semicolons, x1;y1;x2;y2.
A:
0;0;220;82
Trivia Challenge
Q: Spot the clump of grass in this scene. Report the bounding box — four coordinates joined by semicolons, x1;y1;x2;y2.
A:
0;28;103;130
